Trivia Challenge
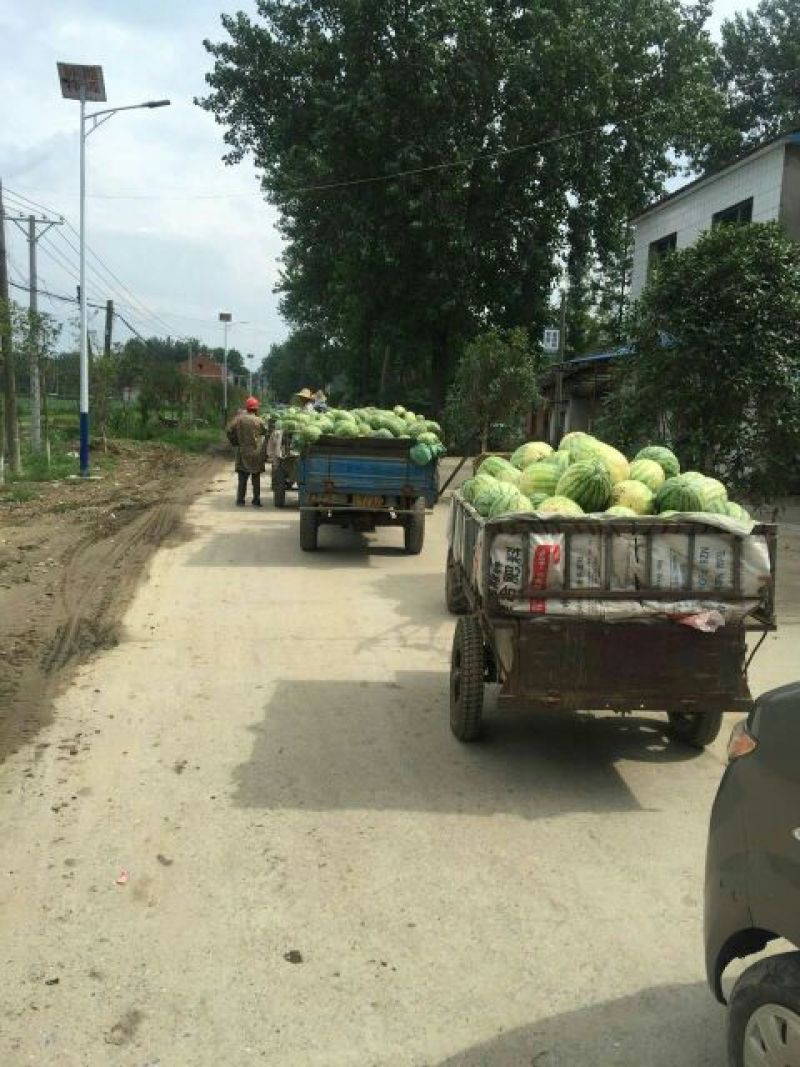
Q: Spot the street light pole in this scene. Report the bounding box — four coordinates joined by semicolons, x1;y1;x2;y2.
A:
58;62;169;477
79;87;89;475
219;312;232;421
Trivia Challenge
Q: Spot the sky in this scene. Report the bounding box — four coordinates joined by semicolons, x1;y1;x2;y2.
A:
0;0;752;357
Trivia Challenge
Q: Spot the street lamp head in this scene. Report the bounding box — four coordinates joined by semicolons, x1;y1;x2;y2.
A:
146;99;171;108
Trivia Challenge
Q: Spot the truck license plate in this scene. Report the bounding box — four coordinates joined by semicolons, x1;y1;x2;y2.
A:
353;494;384;509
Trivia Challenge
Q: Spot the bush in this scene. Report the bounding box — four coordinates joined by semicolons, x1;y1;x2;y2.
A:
598;223;800;501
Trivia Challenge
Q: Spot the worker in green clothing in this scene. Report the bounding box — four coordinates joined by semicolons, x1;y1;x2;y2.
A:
227;396;267;507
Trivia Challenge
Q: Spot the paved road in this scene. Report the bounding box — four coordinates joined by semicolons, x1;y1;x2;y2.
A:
1;470;797;1067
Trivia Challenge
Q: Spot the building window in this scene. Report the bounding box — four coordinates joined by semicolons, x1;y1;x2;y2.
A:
712;197;753;227
542;328;560;354
648;232;677;274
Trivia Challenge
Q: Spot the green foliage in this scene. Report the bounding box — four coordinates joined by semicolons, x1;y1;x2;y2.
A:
708;0;800;164
598;223;800;501
444;328;541;452
200;1;722;408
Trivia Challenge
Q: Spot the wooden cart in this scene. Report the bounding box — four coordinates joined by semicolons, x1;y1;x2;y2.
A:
445;495;777;748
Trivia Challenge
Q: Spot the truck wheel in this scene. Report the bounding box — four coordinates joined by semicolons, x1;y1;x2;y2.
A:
300;511;319;552
271;466;286;508
404;500;425;555
727;952;800;1067
450;616;485;741
445;549;469;615
667;710;723;749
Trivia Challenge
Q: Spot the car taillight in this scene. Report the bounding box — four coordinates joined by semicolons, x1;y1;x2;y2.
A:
727;719;758;762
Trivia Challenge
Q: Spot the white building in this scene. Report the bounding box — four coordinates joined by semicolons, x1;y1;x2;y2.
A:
630;129;800;299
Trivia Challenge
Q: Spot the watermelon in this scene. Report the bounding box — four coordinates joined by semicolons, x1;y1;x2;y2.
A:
566;437;630;484
536;496;585;517
635;445;680;480
410;442;433;466
610;479;655;515
655;475;705;514
529;492;550;508
605;505;638;518
478;455;518;481
510;441;553;470
474;481;505;517
558;431;592;453
629;458;666;493
519;459;561;497
682;472;728;513
723;501;751;522
556;460;613;512
488;486;535;518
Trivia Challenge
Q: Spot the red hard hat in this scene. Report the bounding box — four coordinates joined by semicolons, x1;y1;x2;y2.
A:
245;396;260;411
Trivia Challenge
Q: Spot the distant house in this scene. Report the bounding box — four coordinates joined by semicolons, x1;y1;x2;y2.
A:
630;128;800;299
178;355;226;381
531;348;629;446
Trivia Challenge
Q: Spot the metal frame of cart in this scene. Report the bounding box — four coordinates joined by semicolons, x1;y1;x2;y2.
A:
445;495;778;748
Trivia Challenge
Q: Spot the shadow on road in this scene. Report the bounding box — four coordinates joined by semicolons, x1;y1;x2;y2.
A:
232;672;695;818
433;982;724;1066
187;524;415;568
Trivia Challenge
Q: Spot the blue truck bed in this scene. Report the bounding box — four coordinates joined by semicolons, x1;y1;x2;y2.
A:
295;436;439;553
298;437;438;508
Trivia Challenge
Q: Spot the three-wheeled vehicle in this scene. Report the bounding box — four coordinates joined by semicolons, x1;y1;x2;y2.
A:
445;494;777;747
297;436;439;553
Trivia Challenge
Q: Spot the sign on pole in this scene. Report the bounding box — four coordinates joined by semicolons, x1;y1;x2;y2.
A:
57;63;107;102
218;312;232;322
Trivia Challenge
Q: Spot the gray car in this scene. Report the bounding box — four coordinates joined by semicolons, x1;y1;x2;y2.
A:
705;682;800;1065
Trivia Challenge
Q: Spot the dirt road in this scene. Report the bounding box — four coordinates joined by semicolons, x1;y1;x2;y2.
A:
0;445;221;763
0;470;797;1066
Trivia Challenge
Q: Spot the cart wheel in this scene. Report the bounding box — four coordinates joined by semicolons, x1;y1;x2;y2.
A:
667;710;723;749
450;616;485;742
404;499;425;555
271;466;286;508
300;511;319;552
445;549;469;615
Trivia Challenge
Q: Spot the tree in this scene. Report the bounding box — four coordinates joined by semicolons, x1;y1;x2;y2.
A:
597;222;800;502
708;0;800;165
444;327;542;453
200;0;723;410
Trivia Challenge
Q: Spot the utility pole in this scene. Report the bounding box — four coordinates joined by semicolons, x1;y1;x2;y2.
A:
0;181;21;474
557;288;567;361
187;341;194;425
104;299;113;358
219;311;231;422
10;212;63;454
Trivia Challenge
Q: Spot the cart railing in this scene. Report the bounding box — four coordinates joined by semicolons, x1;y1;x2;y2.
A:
449;494;777;630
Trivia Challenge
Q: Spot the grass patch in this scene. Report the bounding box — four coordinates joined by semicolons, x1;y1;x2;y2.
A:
0;484;39;503
123;425;225;454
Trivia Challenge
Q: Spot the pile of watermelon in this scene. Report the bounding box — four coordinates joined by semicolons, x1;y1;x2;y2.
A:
460;432;751;521
272;405;446;466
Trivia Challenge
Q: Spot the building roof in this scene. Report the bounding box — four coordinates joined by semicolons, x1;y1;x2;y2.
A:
631;128;800;225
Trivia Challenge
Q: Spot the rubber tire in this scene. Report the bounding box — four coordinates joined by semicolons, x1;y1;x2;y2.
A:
727;951;800;1067
445;549;469;615
300;511;319;552
404;500;425;555
271;465;286;508
667;710;724;749
450;615;485;742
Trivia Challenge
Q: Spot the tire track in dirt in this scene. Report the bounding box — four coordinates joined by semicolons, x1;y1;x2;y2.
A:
0;459;219;763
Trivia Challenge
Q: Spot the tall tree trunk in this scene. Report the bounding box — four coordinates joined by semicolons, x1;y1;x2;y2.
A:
430;329;450;417
379;343;391;407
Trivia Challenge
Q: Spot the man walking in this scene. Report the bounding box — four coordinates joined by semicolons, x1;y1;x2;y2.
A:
228;396;267;507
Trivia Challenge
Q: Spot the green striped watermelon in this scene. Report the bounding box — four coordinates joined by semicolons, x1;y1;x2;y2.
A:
556;460;613;512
